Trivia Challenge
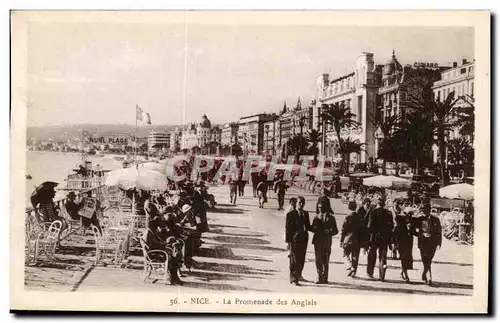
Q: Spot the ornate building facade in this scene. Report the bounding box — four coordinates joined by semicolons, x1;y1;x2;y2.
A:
313;52;381;163
277;98;314;158
376;51;447;159
431;59;475;163
179;114;222;153
237;113;276;156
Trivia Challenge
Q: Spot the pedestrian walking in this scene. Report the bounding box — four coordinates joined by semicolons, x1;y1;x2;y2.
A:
285;197;311;286
251;172;260;198
238;179;246;197
229;179;238;205
394;207;415;282
390;198;404;260
340;201;363;278
366;197;394;281
311;196;338;284
413;198;442;286
274;177;288;210
256;181;268;208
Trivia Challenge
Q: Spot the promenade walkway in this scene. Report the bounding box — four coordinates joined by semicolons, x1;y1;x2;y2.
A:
25;185;473;296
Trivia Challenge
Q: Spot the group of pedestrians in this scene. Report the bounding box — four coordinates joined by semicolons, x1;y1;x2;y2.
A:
285;195;338;285
285;194;443;286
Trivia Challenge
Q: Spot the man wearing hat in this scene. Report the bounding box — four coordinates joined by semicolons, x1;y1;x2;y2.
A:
179;204;199;272
64;191;80;221
366;197;394;281
413;197;442;286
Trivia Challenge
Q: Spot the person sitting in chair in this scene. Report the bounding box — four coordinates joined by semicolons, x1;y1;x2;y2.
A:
143;217;183;285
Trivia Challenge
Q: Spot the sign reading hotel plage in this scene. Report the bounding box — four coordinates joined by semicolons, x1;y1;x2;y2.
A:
87;136;129;145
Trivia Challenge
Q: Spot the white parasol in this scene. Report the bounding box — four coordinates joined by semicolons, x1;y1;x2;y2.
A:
139;162;167;174
105;167;169;191
362;175;412;189
439;183;474;201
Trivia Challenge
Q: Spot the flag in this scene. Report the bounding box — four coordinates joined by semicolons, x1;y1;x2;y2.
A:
136;105;152;124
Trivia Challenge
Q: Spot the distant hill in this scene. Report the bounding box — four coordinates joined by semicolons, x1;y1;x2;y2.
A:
27;124;182;141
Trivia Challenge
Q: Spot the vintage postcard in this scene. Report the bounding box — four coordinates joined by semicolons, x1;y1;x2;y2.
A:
10;10;490;313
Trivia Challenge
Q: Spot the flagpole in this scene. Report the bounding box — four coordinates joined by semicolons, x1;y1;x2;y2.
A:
135;105;138;169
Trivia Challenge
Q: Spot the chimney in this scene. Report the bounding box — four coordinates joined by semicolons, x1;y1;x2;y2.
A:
462;58;468;65
453;62;458;68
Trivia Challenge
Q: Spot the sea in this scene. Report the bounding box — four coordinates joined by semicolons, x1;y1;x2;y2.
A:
25;151;124;208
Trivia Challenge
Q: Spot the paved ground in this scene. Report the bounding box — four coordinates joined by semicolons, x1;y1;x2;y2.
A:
70;184;473;296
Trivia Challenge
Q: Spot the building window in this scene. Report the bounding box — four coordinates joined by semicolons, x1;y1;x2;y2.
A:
471;82;474;97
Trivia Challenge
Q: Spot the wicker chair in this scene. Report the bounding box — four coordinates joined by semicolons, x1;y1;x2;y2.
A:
26;220;63;264
91;225;125;265
139;238;171;284
59;204;83;238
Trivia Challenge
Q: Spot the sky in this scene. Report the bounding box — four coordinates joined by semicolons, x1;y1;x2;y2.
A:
25;16;474;128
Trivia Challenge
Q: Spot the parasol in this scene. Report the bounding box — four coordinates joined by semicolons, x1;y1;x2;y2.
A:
30;181;59;208
362;175;411;189
105;168;168;191
139;162;167;174
439;183;474;201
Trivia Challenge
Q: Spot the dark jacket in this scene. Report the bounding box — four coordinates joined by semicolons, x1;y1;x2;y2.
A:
285;209;311;243
65;200;81;220
356;206;371;246
413;215;442;251
367;207;394;245
274;181;288;195
393;214;413;245
341;211;363;247
311;212;338;245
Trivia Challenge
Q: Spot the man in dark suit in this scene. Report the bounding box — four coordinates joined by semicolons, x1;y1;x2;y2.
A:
311;196;338;284
340;201;363;277
274;177;288;211
356;198;372;251
285;197;311;286
413;197;442;286
366;197;394;281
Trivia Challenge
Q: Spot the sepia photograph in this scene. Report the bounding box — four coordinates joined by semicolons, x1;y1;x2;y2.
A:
10;10;490;313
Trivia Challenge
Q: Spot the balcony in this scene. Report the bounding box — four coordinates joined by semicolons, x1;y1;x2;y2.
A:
340;126;364;136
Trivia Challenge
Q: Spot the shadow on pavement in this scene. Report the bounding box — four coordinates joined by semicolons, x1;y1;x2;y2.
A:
187;269;268;282
210;224;250;230
182;280;271;292
413;259;473;267
208;208;246;214
211;235;271;245
217;243;287;252
56;245;95;257
196;246;272;262
208;227;267;238
313;280;471;296
194;261;276;276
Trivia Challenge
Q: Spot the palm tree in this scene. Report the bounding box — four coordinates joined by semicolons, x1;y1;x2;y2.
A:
409;91;458;186
447;138;474;165
338;137;365;175
304;129;322;166
371;113;402;175
320;102;359;174
454;95;475;143
287;134;308;164
394;112;434;175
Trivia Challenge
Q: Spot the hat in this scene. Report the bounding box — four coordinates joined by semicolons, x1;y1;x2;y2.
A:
181;204;192;214
67;191;77;198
